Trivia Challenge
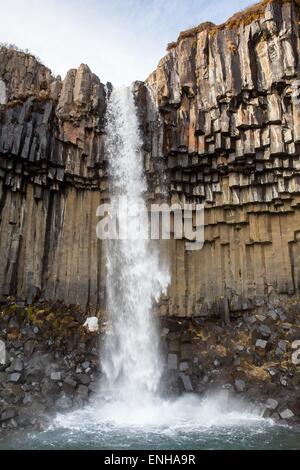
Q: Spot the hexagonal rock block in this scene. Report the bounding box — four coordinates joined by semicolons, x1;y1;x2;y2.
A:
266;399;279;411
167;353;178;370
279;409;295;420
180;375;193;392
255;339;268;355
50;372;62;382
234;379;246;393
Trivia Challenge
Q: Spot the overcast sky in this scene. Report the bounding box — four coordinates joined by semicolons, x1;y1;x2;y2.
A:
0;0;252;85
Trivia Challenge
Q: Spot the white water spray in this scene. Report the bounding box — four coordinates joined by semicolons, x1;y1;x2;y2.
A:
100;86;170;404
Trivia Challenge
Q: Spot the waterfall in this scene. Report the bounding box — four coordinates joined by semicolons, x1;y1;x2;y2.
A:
100;85;170;404
51;86;263;437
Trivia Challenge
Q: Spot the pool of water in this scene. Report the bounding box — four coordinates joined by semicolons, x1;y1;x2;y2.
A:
1;392;299;450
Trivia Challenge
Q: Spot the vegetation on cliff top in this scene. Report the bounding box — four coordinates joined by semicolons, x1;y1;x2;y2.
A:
167;0;300;50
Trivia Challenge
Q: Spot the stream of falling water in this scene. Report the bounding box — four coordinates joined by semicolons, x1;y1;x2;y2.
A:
100;85;170;403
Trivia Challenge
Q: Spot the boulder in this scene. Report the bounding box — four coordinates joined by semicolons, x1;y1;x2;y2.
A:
8;373;22;384
83;317;99;333
0;408;16;422
180;375;193;392
255;339;268;353
50;372;62;382
63;377;77;394
275;340;288;357
6;358;24;373
55;394;73;411
161;328;170;337
167;353;178;370
266;399;279;410
76;373;91;386
257;325;272;338
179;361;189;372
279;409;295;420
234;379;246;393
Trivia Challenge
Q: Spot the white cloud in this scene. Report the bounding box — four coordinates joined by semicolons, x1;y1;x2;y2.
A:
0;0;252;85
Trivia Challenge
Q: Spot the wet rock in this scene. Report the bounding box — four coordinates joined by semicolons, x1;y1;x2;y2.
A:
179;361;189;372
234;379;246;393
23;393;33;406
81;361;90;370
169;339;180;353
180;343;193;361
76;373;91;386
279;409;295;420
1;408;16;422
50;372;62;382
266;399;279;410
167;353;178;370
257;325;272;338
76;385;89;399
24;340;37;356
270;411;281;422
8;373;22;384
63;377;77;394
6;358;24;373
180;375;193;392
55;394;73;411
263;399;279;418
255;339;268;354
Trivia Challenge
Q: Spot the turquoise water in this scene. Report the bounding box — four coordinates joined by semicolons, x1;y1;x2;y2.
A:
0;393;299;450
1;421;300;450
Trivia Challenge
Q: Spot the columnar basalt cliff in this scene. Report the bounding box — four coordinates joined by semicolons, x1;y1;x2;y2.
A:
1;0;300;320
143;0;300;317
0;48;109;311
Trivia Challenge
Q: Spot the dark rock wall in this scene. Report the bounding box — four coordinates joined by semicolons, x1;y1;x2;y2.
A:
1;0;300;317
143;0;300;317
0;49;108;311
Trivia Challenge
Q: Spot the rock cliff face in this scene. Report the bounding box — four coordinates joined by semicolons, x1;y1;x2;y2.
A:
0;48;109;311
1;0;300;318
142;0;300;317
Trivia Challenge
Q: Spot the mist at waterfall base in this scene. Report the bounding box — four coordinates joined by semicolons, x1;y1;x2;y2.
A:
1;392;300;450
1;87;300;451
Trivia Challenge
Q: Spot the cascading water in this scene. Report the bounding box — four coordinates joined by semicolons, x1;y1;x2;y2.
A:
100;85;170;404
